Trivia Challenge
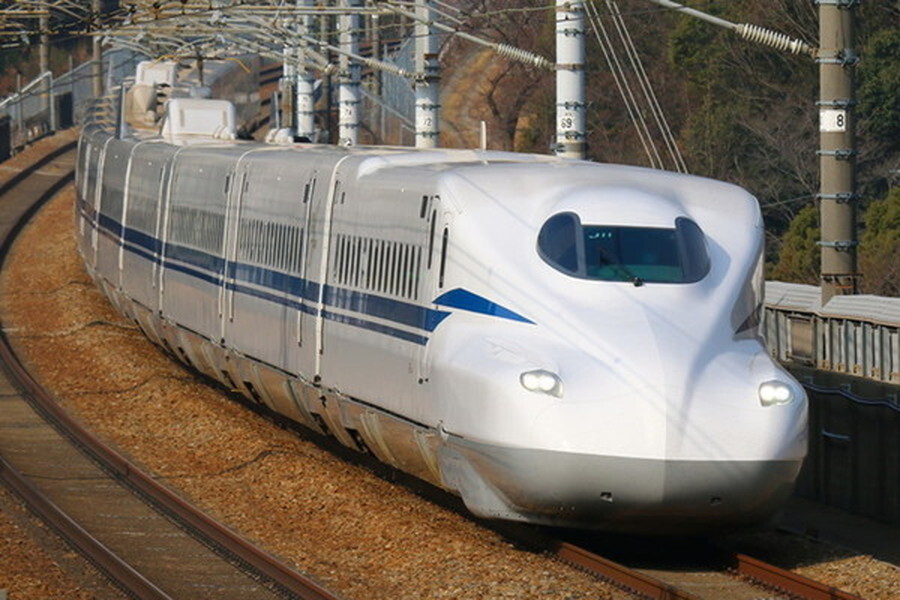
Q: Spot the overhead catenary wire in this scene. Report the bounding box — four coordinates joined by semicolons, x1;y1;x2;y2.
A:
584;1;664;171
594;0;687;172
643;0;814;56
381;1;554;70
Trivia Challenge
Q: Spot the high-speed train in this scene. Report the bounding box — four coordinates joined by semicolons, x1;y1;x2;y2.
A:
74;70;807;533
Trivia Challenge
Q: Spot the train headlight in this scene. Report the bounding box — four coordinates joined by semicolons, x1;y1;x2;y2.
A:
758;380;795;406
520;369;563;398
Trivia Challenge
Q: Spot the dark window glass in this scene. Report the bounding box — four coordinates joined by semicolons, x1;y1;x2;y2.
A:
537;213;710;284
675;217;710;282
537;213;579;274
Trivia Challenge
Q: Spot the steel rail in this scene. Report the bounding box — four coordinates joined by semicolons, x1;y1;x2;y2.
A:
0;456;172;600
554;542;698;600
553;536;863;600
0;139;341;600
731;553;863;600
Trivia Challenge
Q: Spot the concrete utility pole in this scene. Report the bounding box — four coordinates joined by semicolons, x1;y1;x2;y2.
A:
92;0;103;97
295;0;317;140
817;0;859;303
39;12;49;73
40;11;54;131
338;0;361;146
414;0;439;148
280;42;296;132
555;0;586;159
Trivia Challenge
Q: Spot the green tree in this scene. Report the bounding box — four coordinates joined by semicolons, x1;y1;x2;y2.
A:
769;204;819;284
859;29;900;150
859;187;900;296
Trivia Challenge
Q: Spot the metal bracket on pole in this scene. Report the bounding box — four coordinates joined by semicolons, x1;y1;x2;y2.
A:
817;149;858;160
817;192;859;203
813;0;860;8
816;50;860;67
816;99;856;108
817;240;859;251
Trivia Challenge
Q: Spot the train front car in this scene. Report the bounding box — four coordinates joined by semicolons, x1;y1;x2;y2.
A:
427;160;807;533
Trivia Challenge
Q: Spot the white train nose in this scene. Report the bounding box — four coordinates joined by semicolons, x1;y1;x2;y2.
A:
439;433;804;533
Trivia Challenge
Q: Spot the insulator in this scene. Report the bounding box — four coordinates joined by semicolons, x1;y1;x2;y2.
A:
494;43;554;70
735;23;813;56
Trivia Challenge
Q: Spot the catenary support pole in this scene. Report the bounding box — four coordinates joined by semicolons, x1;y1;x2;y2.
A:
280;42;296;132
92;0;103;97
556;0;586;159
296;0;317;140
339;0;361;146
817;0;859;303
371;1;382;97
40;12;54;131
39;13;49;73
414;0;439;148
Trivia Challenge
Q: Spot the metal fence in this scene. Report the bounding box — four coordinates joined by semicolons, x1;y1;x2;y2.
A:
764;281;900;392
796;383;900;525
0;49;141;153
765;281;900;524
356;37;416;146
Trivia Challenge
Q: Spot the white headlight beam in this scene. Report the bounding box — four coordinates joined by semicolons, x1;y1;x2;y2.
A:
758;380;795;407
520;369;563;398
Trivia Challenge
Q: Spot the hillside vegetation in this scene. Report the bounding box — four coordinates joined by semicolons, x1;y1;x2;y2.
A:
447;0;899;295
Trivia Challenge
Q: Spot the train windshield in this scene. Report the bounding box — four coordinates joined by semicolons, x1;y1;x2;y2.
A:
537;212;710;284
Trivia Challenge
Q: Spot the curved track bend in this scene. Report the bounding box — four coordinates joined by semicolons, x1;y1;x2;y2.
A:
0;133;339;600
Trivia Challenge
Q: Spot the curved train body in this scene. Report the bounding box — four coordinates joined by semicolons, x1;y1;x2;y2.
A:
75;101;807;533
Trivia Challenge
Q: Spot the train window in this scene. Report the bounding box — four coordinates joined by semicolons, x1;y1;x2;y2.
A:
378;240;390;292
413;247;421;300
402;245;410;297
168;205;224;254
537;213;579;274
391;242;399;295
538;213;710;284
439;228;448;289
427;210;437;269
337;235;345;283
366;238;374;289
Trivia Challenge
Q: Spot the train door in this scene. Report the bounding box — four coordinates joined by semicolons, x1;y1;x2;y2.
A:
306;155;353;378
153;147;183;314
294;168;318;350
116;142;138;289
76;135;98;263
219;152;251;345
88;136;115;271
418;196;453;387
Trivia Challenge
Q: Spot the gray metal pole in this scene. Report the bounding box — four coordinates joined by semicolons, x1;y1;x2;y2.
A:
296;0;317;140
39;13;49;74
414;0;439;148
40;12;54;131
817;0;858;303
92;0;103;97
280;35;296;131
339;0;361;146
371;3;382;97
556;0;586;159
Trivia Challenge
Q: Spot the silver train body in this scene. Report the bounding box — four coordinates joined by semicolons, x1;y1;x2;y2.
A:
75;108;807;533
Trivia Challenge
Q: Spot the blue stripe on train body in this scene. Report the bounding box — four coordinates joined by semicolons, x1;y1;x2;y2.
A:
82;208;531;345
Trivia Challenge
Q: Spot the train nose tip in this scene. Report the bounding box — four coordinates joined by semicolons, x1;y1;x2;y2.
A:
444;435;804;532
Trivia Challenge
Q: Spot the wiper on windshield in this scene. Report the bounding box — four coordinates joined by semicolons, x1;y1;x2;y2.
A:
594;246;644;287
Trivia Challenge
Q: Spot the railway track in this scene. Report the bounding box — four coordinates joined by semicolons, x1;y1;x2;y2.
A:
548;535;864;600
0;133;875;600
0;134;340;600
